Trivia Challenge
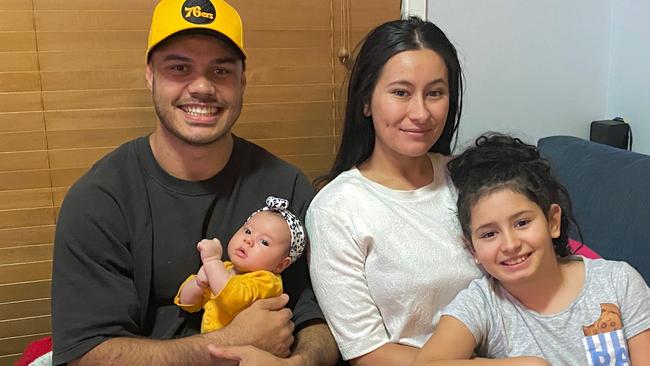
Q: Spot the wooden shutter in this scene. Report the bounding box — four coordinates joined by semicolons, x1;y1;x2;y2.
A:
0;1;399;363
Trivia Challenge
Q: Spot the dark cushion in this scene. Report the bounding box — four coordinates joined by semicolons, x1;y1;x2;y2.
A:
538;136;650;283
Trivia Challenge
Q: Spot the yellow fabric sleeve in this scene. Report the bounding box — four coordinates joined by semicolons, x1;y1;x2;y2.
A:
174;274;211;313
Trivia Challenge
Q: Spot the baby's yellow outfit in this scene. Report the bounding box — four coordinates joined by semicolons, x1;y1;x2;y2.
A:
174;261;283;332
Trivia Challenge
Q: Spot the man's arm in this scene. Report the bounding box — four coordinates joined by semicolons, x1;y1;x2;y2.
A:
70;295;295;366
209;321;340;366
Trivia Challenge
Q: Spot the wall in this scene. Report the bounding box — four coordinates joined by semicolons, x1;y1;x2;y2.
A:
607;0;650;154
426;0;620;150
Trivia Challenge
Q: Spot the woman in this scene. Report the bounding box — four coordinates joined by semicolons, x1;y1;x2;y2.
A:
306;17;482;365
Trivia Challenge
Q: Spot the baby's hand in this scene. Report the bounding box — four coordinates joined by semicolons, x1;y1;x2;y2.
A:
196;266;209;288
197;238;223;262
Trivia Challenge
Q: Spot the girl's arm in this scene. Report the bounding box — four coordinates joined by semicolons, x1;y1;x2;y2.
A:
411;316;550;366
629;328;650;365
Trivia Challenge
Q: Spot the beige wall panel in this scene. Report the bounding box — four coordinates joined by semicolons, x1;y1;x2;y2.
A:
34;0;153;10
253;137;333;156
0;32;36;52
48;147;114;169
247;65;331;86
0;72;41;93
0;299;50;321
0;52;38;72
0;131;46;152
0;280;50;303
36;31;146;51
0;11;34;32
233;119;333;139
50;168;84;188
47;127;152;149
0;151;49;171
0;226;54;248
45;108;156;131
282;153;335;172
40;69;145;91
246;30;330;48
0;92;42;113
239;101;331;123
0;112;44;133
0;334;50;364
245;85;332;104
0;315;50;339
0;189;52;211
34;11;150;32
0;244;53;266
0;0;33;11
0;208;54;229
0;170;50;191
43;89;151;110
0;261;52;285
39;50;144;71
247;48;331;68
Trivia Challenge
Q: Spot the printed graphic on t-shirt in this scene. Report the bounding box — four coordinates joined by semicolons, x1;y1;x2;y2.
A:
582;303;630;366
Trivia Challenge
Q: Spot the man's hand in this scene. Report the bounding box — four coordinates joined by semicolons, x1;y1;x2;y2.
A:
209;345;295;366
216;294;294;357
198;238;223;262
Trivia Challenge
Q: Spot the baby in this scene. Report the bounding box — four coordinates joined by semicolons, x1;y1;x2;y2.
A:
174;196;305;332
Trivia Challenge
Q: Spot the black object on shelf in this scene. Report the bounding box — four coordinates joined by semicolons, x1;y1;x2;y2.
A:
589;117;633;150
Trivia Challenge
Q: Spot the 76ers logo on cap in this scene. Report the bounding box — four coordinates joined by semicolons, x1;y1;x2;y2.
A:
181;0;216;24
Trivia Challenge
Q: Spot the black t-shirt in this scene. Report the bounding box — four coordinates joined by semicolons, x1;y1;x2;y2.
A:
51;135;320;365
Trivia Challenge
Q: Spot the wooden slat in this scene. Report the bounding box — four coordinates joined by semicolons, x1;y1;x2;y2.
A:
0;280;51;303
0;52;38;72
0;131;46;152
0;244;53;266
42;88;151;110
47;127;152;149
45;108;155;131
282;153;335;172
0;92;42;113
0;298;50;321
50;167;86;188
0;11;34;32
34;0;153;10
0;189;52;210
47;147;113;169
40;69;145;91
247;65;331;85
246;48;331;68
0;261;52;285
36;31;147;51
0;151;49;171
0;353;21;366
0;208;54;229
253;137;334;156
51;186;67;206
0;0;33;11
38;49;144;71
0;32;36;52
246;30;331;48
0;315;51;339
239;101;332;123
0;226;55;248
0;112;44;133
233;119;333;139
34;11;151;32
0;72;41;93
0;170;50;191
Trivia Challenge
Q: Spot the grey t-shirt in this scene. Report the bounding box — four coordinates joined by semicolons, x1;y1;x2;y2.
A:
443;257;650;365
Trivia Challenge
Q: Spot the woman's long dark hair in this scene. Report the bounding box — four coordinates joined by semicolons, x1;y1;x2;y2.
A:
315;16;464;189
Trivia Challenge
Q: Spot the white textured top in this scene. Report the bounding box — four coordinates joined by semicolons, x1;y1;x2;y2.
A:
306;154;482;360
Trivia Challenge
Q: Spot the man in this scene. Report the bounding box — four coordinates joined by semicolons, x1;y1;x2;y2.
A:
51;0;339;365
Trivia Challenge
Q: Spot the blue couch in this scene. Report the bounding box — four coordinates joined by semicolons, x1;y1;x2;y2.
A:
538;136;650;283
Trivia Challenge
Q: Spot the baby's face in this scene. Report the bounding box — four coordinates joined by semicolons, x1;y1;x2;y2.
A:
228;211;292;274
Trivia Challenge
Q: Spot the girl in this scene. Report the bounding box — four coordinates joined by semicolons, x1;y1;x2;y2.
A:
412;134;650;365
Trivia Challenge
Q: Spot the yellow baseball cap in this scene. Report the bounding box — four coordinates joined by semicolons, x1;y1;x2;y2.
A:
146;0;245;60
